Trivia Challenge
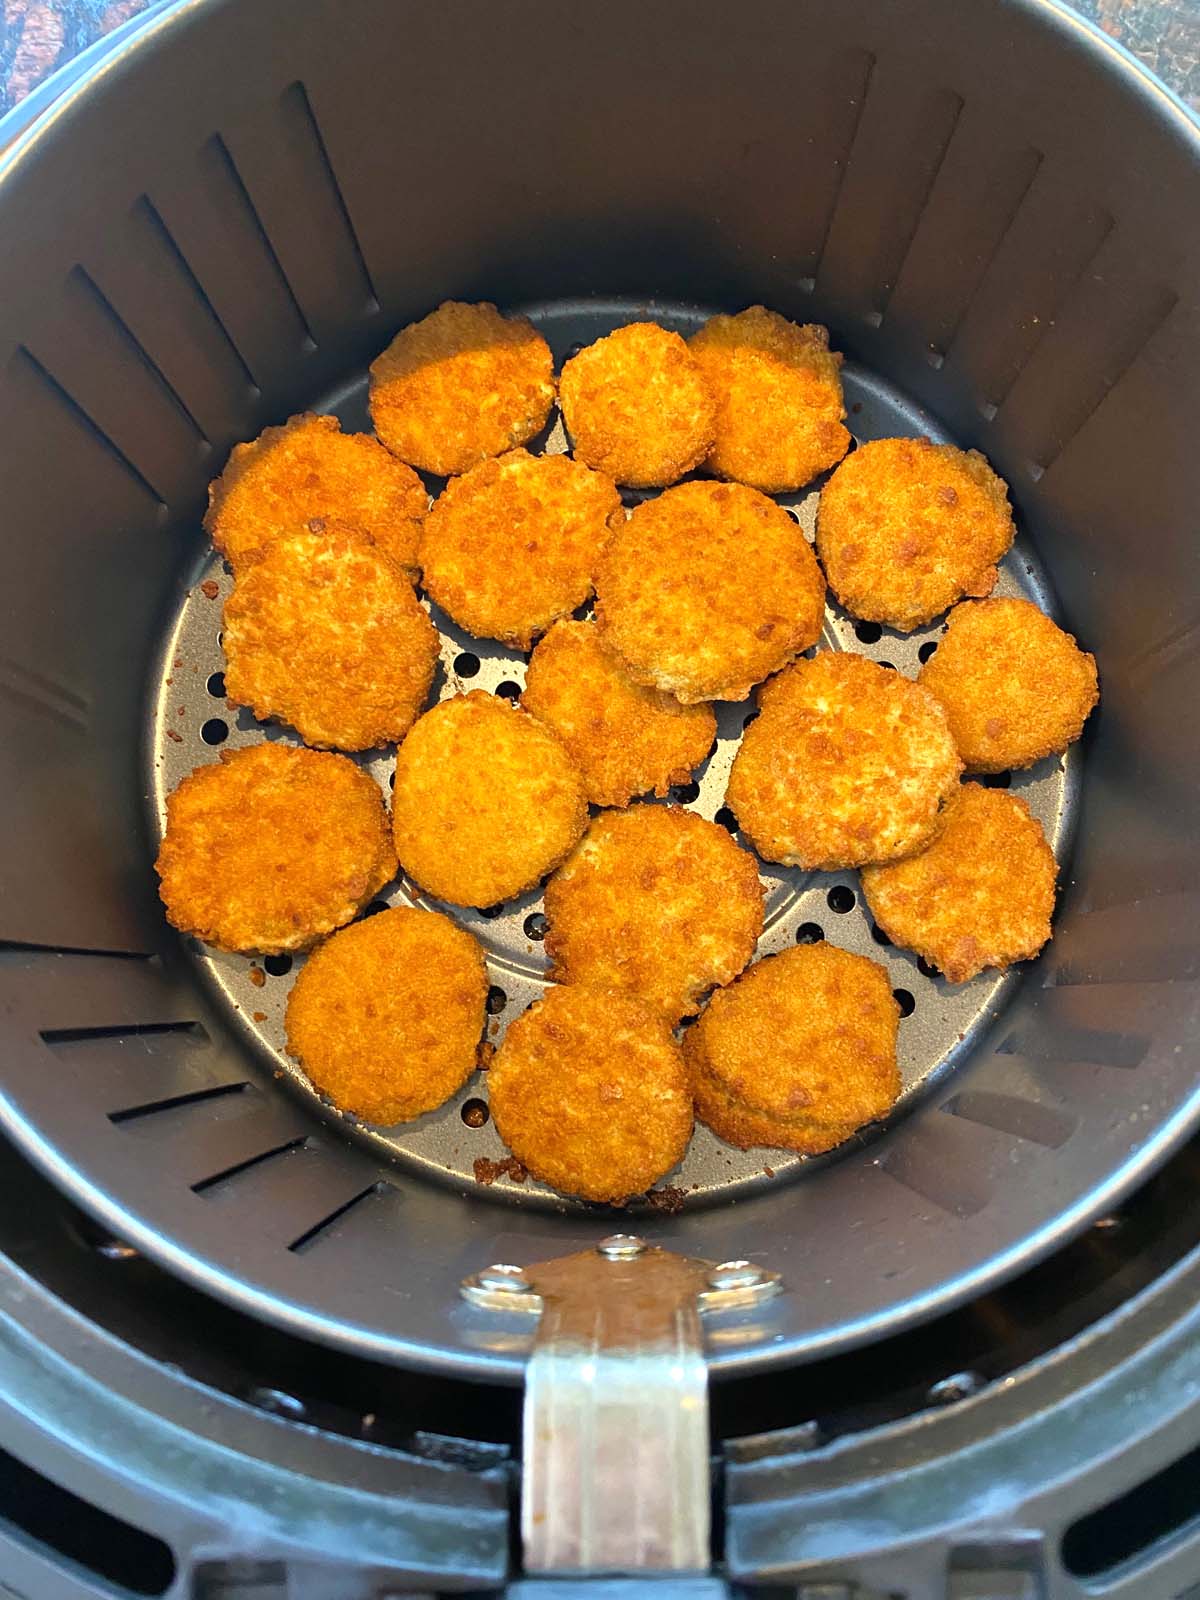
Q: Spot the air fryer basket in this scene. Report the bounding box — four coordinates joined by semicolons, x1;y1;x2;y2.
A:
0;0;1197;1384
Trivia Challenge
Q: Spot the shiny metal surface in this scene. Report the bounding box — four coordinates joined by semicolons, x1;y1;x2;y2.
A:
464;1237;782;1573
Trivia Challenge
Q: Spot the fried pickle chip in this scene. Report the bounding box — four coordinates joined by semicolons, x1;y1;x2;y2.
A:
223;524;440;751
558;322;716;487
391;692;587;907
726;652;961;870
685;942;900;1153
205;412;428;577
522;621;717;807
544;806;764;1023
918;596;1099;773
595;481;826;702
368;301;555;476
816;437;1016;631
689;307;850;492
156;743;396;954
488;984;692;1202
419;450;622;648
285;906;487;1125
861;783;1057;983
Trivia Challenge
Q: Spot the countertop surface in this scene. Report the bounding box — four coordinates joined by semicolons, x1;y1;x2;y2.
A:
0;0;1198;119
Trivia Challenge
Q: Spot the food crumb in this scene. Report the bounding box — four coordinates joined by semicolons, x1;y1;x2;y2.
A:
644;1184;686;1214
252;1010;267;1022
248;966;266;988
200;580;220;599
166;728;183;743
763;1165;775;1178
473;1155;527;1186
478;1040;495;1069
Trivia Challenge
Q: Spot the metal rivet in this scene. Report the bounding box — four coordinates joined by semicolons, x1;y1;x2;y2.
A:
95;1239;139;1262
928;1370;984;1405
598;1234;646;1260
476;1263;532;1293
707;1259;766;1291
249;1386;307;1420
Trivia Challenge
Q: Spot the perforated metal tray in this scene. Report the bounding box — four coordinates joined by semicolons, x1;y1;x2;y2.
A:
148;298;1081;1213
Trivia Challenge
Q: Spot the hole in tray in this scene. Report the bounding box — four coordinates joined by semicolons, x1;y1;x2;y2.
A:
486;985;507;1015
918;640;938;663
893;988;916;1017
264;954;293;977
461;1098;490;1128
495;680;521;701
478;904;504;920
796;922;825;945
524;912;549;941
917;956;939;979
200;717;229;745
982;771;1012;788
854;621;883;645
714;807;738;832
362;899;390;918
743;710;760;729
671;780;700;803
453;651;480;678
827;885;856;914
871;923;892;947
206;670;226;697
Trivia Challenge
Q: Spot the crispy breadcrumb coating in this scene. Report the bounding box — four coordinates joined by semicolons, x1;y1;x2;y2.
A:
690;307;850;491
369;301;555;475
544;806;764;1023
816;437;1015;631
391;691;588;907
419;450;622;648
861;783;1057;983
285;906;487;1124
488;984;692;1202
559;322;715;487
522;621;716;807
595;481;826;702
156;743;396;954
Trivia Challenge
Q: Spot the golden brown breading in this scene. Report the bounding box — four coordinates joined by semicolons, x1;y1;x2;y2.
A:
488;984;693;1202
285;906;487;1125
558;322;716;487
689;307;850;492
861;783;1057;983
594;481;826;702
685;942;900;1152
522;621;717;807
204;413;428;576
391;692;588;907
156;743;396;954
222;524;440;751
816;437;1016;631
725;652;962;870
419;450;622;648
918;596;1099;773
544;806;764;1024
368;301;555;476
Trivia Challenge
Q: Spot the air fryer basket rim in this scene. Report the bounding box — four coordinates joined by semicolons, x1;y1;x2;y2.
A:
0;0;1197;1384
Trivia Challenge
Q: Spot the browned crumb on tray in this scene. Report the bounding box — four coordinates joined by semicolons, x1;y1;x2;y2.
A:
473;1155;528;1186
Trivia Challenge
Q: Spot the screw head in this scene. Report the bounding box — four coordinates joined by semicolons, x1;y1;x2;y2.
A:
707;1259;766;1291
598;1234;647;1260
476;1263;532;1294
928;1370;984;1405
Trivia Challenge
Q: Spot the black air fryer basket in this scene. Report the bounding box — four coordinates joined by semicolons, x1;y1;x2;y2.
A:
0;0;1199;1593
